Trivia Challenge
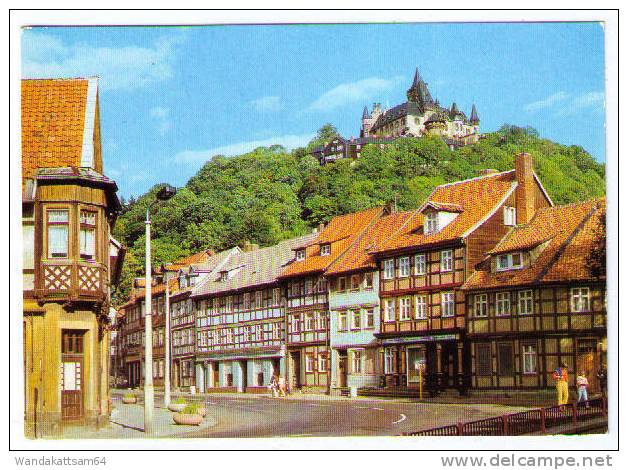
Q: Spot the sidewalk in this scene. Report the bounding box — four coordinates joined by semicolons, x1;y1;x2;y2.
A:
61;398;218;439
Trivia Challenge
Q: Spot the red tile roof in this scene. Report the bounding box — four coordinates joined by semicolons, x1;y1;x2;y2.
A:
162;249;216;272
374;171;518;254
325;209;414;276
462;198;604;290
22;78;90;186
279;207;383;278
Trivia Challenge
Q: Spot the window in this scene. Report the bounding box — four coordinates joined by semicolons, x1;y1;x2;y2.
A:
440;250;453;272
351;350;363;373
296;249;306;261
496;292;511;316
503;206;517;226
364;309;374;328
384;299;396;322
79;210;96;260
305;279;313;294
350;275;360;290
364;272;374;289
476;344;492;376
272;288;281;306
255;291;263;308
399;297;411;320
47;209;69;258
518;290;534;315
320;243;331;256
415;295;427;319
497;342;514;376
291;314;300;333
305;355;315;373
571;287;590;313
496;252;523;271
441;292;455;317
318;354;327;372
304;313;314;331
383;259;395;279
384;348;395;374
351;310;361;329
398;257;410;278
414;254;426;275
522;344;537;374
425;212;439;234
338;311;348;331
474;294;488;317
337;277;347;292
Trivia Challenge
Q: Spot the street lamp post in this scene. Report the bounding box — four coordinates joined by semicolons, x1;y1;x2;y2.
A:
144;184;176;434
164;279;171;409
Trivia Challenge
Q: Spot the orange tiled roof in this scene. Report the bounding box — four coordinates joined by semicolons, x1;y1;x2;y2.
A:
326;210;415;276
462;198;604;290
374;171;518;253
162;249;215;271
22;78;90;185
279;207;383;278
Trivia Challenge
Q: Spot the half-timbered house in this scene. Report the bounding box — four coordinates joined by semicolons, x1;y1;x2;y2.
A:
22;78;125;436
279;207;383;392
193;237;317;392
369;153;553;394
462;199;606;394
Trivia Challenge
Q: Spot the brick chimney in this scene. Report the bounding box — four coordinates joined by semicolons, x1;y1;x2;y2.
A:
515;152;535;225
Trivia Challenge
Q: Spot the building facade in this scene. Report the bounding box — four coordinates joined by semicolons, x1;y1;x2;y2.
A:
193;238;316;392
22;78;124;437
463;199;607;393
369;153;553;394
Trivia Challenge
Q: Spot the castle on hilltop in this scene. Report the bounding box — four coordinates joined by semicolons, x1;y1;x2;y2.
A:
312;67;482;165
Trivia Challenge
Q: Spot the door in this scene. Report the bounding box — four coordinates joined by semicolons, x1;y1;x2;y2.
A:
338;353;348;388
290;352;301;389
577;339;599;393
61;331;84;421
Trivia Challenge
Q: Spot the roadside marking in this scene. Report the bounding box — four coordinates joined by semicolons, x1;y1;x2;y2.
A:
393;414;407;424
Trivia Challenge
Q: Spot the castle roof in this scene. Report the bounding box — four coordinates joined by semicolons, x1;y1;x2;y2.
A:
362;106;370;119
470;104;480;124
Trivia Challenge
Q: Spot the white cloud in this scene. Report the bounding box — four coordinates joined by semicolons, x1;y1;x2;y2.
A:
149;106;171;135
524;91;605;116
307;76;405;112
523;91;570;113
174;133;315;164
22;31;186;91
249;95;283;112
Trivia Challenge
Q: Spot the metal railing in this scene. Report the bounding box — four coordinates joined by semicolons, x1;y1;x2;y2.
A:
402;397;607;436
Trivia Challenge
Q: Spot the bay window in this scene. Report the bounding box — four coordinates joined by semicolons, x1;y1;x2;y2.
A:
47;209;69;258
79;210;96;260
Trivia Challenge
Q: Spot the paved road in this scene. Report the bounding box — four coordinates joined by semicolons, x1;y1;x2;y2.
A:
169;394;529;438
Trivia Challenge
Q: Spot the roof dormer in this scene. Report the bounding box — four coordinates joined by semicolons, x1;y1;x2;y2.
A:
420;201;464;235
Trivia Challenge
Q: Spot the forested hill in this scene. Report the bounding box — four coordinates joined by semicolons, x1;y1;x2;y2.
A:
111;124;605;305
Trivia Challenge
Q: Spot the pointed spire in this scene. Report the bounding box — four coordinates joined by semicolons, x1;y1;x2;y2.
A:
470;104;479;124
450;102;460;116
412;67;421;87
362;105;370;120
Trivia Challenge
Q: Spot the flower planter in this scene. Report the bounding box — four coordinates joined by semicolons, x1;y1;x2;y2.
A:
168;403;187;413
122;396;137;404
173;412;203;426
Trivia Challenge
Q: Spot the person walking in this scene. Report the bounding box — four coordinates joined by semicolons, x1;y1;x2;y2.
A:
553;363;569;406
268;375;279;398
576;371;590;407
277;376;287;397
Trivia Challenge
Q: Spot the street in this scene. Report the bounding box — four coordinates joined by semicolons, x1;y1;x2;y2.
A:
94;392;531;439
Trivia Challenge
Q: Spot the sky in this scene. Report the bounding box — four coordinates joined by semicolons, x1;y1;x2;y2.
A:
22;23;606;198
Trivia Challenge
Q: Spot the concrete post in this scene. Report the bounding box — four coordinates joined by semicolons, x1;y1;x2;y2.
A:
234;361;244;392
196;363;205;393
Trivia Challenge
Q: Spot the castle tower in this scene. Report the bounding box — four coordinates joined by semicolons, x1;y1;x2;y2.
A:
423;109;448;137
406;67;435;111
361;105;371;137
470;104;480;133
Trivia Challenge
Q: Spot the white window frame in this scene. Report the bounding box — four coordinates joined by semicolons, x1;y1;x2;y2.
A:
296;249;306;261
304;312;314;331
414;295;427;319
398;256;410;278
425;212;439;234
414;253;426;275
399;296;412;321
496;252;523;271
518;290;534;315
364;308;375;328
320;243;331;256
383;259;395;280
351;310;361;330
338;311;348;331
503;206;517;226
47;209;69;259
351;349;364;374
474;293;488;318
291;314;300;333
571;287;591;313
364;272;374;290
384;348;395;374
522;344;537;374
317;354;327;372
305;355;314;373
440;250;453;272
384;299;396;322
441;292;455;317
496;292;511;316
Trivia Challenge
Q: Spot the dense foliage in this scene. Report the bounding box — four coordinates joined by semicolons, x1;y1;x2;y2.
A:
111;124;605;305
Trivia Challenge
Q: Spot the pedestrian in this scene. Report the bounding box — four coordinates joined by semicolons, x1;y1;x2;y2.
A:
278;376;287;397
268;375;278;398
597;366;607;398
552;363;569;406
576;371;590;407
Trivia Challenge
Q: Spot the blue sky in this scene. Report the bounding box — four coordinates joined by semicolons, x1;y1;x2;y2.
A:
22;23;606;198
